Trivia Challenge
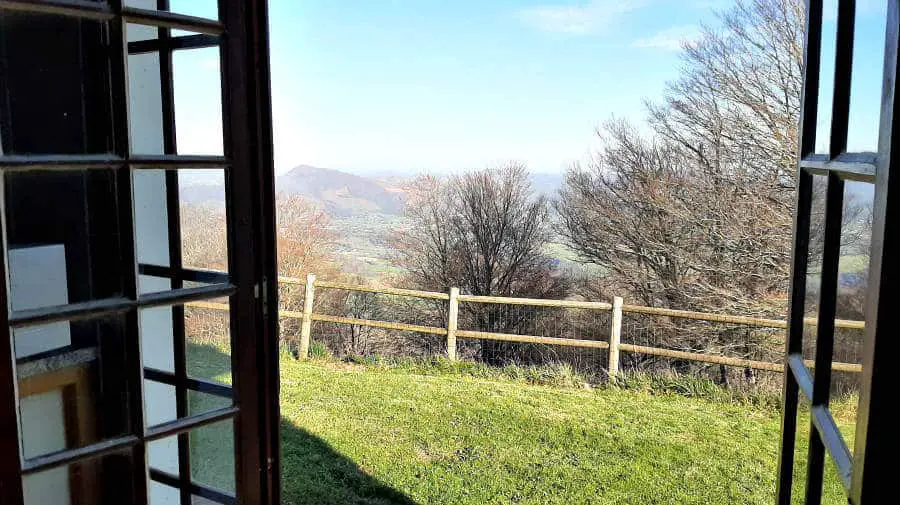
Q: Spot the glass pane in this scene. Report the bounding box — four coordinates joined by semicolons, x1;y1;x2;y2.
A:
142;299;233;428
125;0;219;20
141;304;176;374
188;390;232;417
144;380;178;427
190;419;236;493
185;298;232;385
127;19;158;43
192;495;224;505
4;170;125;308
0;13;113;155
847;0;888;152
831;180;872;452
143;298;232;427
140;298;232;381
133;168;228;295
24;450;137;505
143;378;230;427
128;49;165;155
15;314;132;460
802;176;829;371
814;0;839;154
180;169;228;271
134;169;174;276
149;435;180;476
174;47;224;156
150;481;181;505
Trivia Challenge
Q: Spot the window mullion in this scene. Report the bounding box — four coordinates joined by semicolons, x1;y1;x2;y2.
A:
109;1;149;503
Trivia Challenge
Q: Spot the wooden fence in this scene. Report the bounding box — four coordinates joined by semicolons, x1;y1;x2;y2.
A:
189;273;865;375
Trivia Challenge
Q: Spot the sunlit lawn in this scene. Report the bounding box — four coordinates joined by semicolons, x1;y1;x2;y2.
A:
275;359;852;505
186;336;852;504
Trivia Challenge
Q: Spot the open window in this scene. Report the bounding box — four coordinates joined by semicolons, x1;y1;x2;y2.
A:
0;2;279;505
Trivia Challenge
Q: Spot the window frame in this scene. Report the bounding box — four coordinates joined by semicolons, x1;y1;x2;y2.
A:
0;1;280;504
777;1;897;504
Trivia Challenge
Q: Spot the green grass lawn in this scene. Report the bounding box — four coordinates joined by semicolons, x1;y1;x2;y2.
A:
278;359;851;505
188;341;852;505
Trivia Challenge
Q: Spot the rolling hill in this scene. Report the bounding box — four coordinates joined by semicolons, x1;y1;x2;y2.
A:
276;165;405;217
178;165;567;279
180;164;406;217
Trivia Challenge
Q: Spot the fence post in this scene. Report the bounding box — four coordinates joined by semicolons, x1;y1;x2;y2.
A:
447;287;459;360
299;273;316;359
608;296;623;380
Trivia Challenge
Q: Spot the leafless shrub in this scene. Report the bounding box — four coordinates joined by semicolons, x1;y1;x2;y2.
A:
393;163;568;364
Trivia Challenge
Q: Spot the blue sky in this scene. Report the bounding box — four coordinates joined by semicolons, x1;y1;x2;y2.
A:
267;0;724;175
166;0;889;176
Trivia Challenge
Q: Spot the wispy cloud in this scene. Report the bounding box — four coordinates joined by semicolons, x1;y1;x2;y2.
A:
517;0;648;36
632;25;700;51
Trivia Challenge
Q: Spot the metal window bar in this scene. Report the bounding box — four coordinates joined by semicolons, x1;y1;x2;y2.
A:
128;33;220;55
848;1;900;502
0;193;23;504
778;1;896;504
800;152;876;182
149;468;237;505
152;1;198;500
8;283;236;328
20;404;239;475
138;263;230;284
803;172;849;502
0;154;230;172
108;0;150;501
827;0;856;160
143;367;233;400
776;0;821;492
0;1;224;34
215;0;283;502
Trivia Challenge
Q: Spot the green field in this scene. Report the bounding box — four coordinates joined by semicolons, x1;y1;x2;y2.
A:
189;343;852;505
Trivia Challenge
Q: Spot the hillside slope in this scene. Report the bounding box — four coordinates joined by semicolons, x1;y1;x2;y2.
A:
276;165;405;216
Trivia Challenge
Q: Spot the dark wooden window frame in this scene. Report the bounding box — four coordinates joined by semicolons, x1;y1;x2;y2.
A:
777;1;897;504
0;1;280;505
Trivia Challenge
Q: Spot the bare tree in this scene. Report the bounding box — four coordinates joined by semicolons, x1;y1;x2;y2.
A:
559;120;792;316
395;163;567;364
556;0;811;380
276;193;338;280
557;0;874;385
648;0;804;190
180;203;228;271
273;195;345;353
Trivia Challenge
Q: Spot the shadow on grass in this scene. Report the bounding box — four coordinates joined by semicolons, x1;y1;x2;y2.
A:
280;418;418;505
187;341;418;505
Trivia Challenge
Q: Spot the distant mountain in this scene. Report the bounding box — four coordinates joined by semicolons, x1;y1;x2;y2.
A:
179;184;226;208
179;166;564;216
180;165;407;217
276;165;406;217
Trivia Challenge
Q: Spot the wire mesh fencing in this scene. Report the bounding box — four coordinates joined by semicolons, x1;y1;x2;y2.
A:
455;302;613;381
618;311;784;391
277;278;448;360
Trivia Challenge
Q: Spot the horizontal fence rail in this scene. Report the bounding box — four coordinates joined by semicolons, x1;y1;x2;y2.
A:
185;273;864;375
455;330;611;349
457;294;612;310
